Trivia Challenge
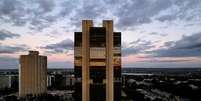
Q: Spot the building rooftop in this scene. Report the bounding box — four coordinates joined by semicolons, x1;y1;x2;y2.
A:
29;51;39;55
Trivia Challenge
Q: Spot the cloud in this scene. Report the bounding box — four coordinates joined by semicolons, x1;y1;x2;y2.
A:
0;56;18;69
67;0;110;30
0;0;58;30
59;0;79;17
0;0;27;26
1;0;201;31
0;29;20;40
150;49;201;57
149;32;168;37
137;58;195;63
149;32;201;57
149;32;167;37
0;44;29;54
173;33;201;49
115;0;172;28
0;0;83;31
48;61;73;68
37;0;55;13
129;39;141;45
76;0;106;19
122;39;155;56
155;0;201;22
156;15;176;22
41;38;73;53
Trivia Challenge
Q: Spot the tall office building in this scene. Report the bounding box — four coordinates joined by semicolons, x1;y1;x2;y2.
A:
74;20;121;101
19;51;47;97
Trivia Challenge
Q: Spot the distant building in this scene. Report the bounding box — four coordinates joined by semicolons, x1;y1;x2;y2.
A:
0;75;11;89
0;75;18;89
74;20;121;101
47;75;54;87
19;51;47;97
66;74;75;86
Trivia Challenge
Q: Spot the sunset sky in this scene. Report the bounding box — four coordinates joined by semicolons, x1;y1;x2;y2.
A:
0;0;201;69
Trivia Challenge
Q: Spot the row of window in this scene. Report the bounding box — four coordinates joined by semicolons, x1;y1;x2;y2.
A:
74;32;121;47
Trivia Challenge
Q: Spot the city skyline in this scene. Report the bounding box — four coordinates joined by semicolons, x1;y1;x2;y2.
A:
1;0;201;69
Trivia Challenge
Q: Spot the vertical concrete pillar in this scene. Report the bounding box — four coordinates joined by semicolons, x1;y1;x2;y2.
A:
103;20;114;101
39;57;42;94
82;20;93;101
19;62;22;96
34;57;36;95
44;57;47;93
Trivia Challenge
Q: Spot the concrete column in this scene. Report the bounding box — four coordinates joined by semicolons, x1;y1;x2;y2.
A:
19;59;22;96
44;57;47;93
33;56;37;96
37;56;41;95
38;57;41;94
103;20;114;101
82;20;93;101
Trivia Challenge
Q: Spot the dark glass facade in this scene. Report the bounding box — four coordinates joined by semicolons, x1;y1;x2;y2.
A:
74;27;121;101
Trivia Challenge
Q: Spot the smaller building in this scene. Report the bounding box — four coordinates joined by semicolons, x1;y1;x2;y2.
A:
47;74;75;90
0;75;18;89
0;75;10;89
19;51;47;97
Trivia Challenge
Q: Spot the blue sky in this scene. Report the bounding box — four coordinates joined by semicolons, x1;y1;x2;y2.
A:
0;0;201;69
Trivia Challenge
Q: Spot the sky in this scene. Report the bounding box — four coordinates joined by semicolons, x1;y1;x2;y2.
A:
0;0;201;69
